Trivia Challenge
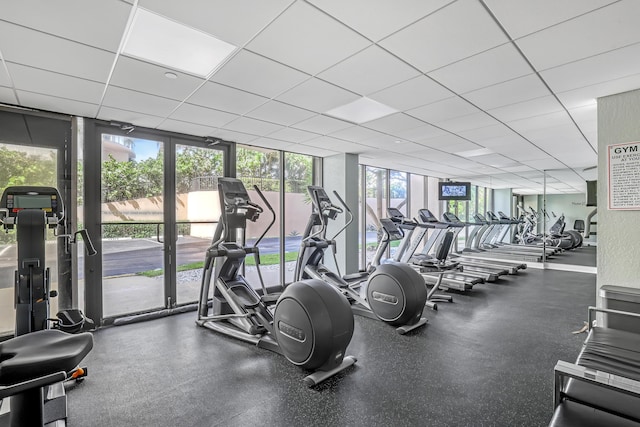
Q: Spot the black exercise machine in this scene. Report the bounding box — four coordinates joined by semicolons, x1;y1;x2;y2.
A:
197;178;356;386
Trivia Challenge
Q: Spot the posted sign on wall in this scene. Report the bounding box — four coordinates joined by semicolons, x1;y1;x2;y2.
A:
608;141;640;210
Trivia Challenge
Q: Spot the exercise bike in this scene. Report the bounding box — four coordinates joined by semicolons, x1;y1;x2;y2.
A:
196;178;356;387
294;186;427;335
0;186;94;427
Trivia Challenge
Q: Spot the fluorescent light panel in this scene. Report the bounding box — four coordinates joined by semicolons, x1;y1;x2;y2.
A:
325;97;397;124
455;147;493;158
122;8;237;77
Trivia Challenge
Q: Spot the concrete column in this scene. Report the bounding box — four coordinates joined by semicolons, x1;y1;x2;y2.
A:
597;89;640;305
323;153;359;275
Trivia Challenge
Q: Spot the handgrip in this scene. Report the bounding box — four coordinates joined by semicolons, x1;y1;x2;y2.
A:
76;229;97;256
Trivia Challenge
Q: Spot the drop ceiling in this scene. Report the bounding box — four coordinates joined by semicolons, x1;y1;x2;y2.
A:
1;0;638;194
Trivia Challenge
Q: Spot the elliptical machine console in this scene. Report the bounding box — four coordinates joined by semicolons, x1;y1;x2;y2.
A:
295;185;428;335
197;178;356;386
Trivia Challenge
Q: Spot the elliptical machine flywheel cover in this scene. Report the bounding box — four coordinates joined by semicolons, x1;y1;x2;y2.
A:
274;279;354;371
366;263;427;326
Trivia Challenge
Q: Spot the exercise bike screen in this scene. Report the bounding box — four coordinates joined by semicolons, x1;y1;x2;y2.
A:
13;195;53;209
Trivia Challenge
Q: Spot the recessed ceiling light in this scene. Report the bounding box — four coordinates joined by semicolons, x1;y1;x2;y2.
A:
325;97;397;124
455;148;493;158
122;8;237;77
164;72;178;79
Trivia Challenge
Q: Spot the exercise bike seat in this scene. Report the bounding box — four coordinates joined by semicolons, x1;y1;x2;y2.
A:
0;329;93;386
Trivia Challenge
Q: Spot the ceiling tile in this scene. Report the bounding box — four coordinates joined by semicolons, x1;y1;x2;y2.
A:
291;114;352;134
267;127;319;143
517;1;640;70
328;125;384;142
0;64;12;86
286;143;339;157
246;137;294;151
245;101;315;126
276;78;359;112
246;1;370;75
188;81;267;115
407;96;479;123
304;136;366;153
102;86;181;117
362;113;425;134
17;91;99;117
568;104;597;132
169;103;238;128
417;133;477;151
464;74;550;110
458;123;517;142
488;95;564;122
369;76;453;111
307;0;453;41
508;110;573;133
393;124;447;142
0;21;115;82
0;86;17;104
110;56;206;101
318;45;420;95
222;116;284;136
437;112;500;133
541;42;640;93
206;129;258;144
157;119;216;137
1;0;131;51
429;43;532;94
140;0;292;46
97;106;165;128
380;0;508;72
557;73;640;109
7;63;105;104
210;50;309;98
485;0;617;39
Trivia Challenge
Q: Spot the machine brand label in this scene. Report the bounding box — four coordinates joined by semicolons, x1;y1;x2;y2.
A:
371;291;398;305
277;320;306;342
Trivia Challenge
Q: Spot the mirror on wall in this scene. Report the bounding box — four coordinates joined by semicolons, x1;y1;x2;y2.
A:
535;168;597;269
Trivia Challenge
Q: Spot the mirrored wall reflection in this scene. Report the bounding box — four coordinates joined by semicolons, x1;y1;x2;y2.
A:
539;168;597;269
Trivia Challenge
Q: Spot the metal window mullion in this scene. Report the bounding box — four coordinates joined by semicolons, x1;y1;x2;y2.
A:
279;150;285;286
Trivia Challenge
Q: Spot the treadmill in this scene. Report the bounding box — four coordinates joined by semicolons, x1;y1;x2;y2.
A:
483;212;558;257
387;208;480;292
465;213;544;263
439;212;511;279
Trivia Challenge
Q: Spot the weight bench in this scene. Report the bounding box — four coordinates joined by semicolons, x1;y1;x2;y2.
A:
0;329;93;427
551;307;640;426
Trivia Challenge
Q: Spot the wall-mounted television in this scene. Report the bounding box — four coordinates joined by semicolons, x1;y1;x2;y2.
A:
586;180;597;207
438;182;471;201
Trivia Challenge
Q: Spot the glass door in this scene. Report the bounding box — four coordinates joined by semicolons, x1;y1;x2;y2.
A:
174;143;224;305
92;126;229;322
100;134;165;316
0;111;70;336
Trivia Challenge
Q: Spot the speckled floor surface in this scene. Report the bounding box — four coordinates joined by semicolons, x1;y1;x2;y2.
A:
67;268;595;427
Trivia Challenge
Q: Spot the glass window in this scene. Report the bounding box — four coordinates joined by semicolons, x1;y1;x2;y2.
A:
364;167;387;266
284;152;313;284
236;146;281;289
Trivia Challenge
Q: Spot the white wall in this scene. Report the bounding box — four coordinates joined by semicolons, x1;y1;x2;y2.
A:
597;88;640;303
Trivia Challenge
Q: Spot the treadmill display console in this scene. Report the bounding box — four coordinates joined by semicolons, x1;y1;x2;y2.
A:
418;209;438;223
379;218;404;241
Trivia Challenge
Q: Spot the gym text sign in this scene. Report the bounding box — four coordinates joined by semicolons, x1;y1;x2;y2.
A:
608;141;640;210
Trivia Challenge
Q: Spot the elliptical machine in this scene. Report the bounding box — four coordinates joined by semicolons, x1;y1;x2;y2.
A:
197;178;356;387
295;186;427;335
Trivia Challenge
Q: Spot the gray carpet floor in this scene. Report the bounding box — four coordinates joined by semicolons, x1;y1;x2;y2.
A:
66;265;595;427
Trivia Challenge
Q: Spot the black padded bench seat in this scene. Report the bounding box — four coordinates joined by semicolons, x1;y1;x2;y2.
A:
0;329;93;385
550;307;640;427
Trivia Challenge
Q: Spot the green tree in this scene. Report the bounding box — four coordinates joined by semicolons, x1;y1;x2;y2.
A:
0;146;56;197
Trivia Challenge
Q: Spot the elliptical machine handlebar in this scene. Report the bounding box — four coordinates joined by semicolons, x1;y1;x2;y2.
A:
329;190;353;241
251;185;275;248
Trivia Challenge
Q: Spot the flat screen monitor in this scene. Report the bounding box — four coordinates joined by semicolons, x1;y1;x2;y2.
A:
586;180;597;207
438;182;471;201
